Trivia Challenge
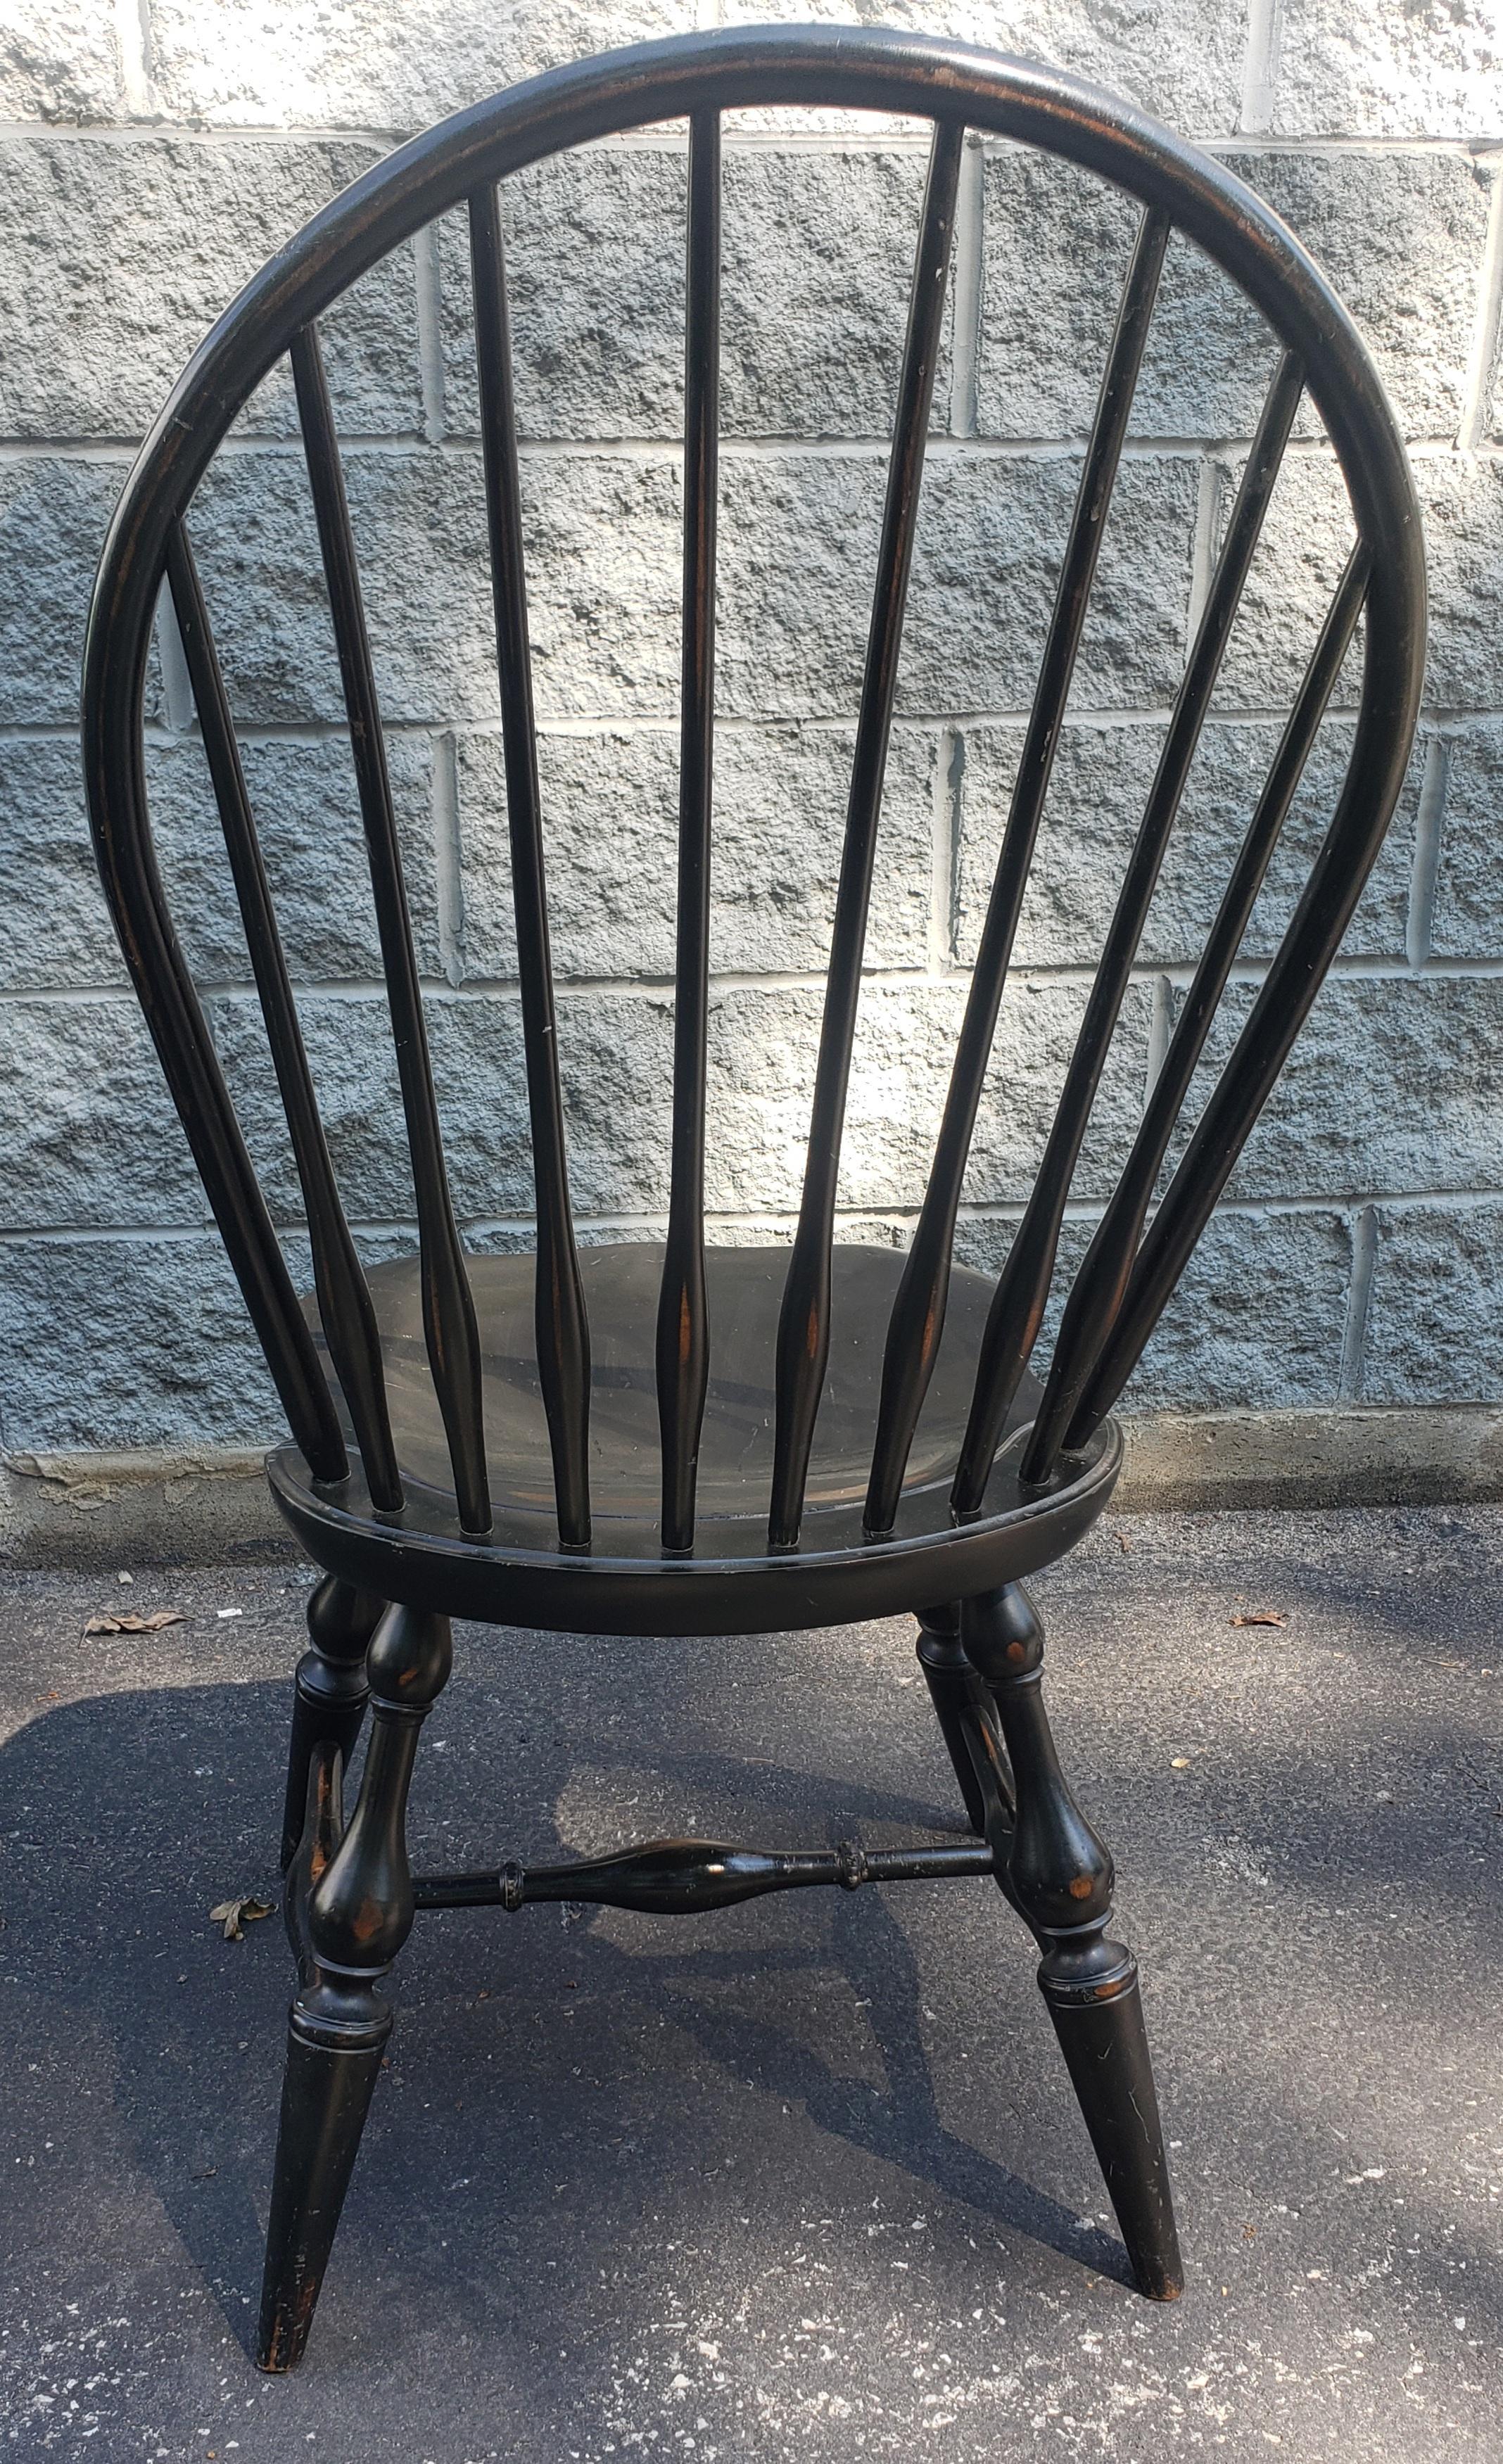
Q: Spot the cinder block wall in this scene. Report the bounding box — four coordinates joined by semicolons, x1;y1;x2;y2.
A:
1;1;1500;1458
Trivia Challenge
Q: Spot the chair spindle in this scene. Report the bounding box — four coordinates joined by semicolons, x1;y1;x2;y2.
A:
165;520;403;1512
1060;557;1399;1447
291;321;492;1535
85;624;348;1486
657;110;721;1552
768;115;964;1550
951;348;1305;1516
863;209;1171;1538
469;184;593;1547
1026;542;1371;1478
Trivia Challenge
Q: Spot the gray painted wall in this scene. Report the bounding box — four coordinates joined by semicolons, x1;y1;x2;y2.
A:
1;0;1500;1456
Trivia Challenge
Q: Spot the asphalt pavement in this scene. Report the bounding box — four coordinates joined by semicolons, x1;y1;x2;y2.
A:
1;1506;1499;2461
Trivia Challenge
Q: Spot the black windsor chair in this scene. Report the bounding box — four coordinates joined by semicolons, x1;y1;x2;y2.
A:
82;25;1425;2373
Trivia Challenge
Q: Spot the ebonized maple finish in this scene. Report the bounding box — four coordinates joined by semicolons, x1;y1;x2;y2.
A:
83;25;1424;2371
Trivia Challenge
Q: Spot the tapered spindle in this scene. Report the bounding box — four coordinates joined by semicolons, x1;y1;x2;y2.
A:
768;116;963;1551
165;522;402;1513
951;348;1305;1517
469;183;592;1549
1062;579;1421;1447
656;111;721;1553
1023;543;1371;1480
863;210;1170;1538
291;322;490;1535
85;614;347;1485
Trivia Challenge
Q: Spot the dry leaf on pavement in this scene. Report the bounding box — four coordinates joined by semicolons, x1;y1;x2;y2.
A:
82;1610;186;1637
208;1895;276;1942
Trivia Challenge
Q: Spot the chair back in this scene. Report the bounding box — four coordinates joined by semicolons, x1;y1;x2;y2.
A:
83;26;1426;1558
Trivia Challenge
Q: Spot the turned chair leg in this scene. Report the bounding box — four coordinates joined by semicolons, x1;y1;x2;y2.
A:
960;1582;1183;2302
257;1601;452;2373
279;1577;384;1872
915;1606;990;1836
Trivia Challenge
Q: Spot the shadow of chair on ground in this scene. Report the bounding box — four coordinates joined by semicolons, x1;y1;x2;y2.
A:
0;1658;1133;2373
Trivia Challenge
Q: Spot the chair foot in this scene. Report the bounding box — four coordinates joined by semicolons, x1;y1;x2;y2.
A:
255;1974;391;2371
279;1577;383;1872
258;1601;452;2371
1039;1945;1182;2299
962;1582;1184;2302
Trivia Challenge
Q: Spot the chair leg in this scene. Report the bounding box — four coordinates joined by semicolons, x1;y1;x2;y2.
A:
915;1605;989;1836
257;1601;452;2373
962;1582;1184;2301
279;1577;384;1872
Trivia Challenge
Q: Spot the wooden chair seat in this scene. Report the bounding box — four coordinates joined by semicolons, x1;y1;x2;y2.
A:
276;1241;1116;1634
